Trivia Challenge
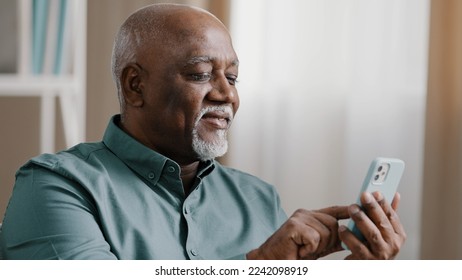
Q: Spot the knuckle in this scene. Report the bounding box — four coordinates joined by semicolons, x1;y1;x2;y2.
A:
305;233;321;252
377;251;388;260
378;242;399;260
311;231;321;244
286;216;300;230
351;208;365;221
391;242;400;255
374;196;386;208
388;210;399;222
353;244;369;259
328;205;342;213
364;201;378;211
285;215;308;232
367;231;381;246
378;220;393;231
293;208;310;217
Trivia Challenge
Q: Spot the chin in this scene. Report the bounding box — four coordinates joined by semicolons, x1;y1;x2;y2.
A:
192;134;228;161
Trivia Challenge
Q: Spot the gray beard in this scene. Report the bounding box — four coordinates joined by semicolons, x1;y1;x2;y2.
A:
192;128;228;161
191;105;232;161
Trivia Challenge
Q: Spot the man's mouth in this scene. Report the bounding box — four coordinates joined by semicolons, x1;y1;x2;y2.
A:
201;111;231;129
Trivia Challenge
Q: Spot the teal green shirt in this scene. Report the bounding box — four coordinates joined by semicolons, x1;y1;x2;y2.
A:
0;115;287;260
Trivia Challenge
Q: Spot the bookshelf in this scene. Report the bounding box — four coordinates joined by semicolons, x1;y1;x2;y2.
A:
0;0;87;154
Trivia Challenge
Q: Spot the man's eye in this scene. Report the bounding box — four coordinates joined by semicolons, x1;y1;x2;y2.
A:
227;75;238;86
190;73;211;82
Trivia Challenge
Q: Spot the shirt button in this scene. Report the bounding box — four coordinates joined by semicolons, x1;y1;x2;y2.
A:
190;249;198;256
148;172;155;179
167;166;175;173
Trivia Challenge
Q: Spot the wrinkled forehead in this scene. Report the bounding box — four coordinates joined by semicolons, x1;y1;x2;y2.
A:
127;5;226;45
158;9;230;46
137;8;237;64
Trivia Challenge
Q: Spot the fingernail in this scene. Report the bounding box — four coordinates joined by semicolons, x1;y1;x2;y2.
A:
338;225;347;232
373;191;383;201
349;204;360;214
363;192;373;203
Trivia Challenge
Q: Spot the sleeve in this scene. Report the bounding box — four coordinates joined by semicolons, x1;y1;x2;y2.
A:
0;164;117;260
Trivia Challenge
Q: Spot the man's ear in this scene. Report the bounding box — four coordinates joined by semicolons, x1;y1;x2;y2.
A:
121;63;144;107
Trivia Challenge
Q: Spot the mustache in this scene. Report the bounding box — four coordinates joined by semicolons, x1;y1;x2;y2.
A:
196;105;234;123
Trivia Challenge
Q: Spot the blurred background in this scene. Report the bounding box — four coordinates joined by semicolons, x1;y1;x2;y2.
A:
0;0;461;259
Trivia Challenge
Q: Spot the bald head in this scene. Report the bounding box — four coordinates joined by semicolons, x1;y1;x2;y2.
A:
111;4;228;103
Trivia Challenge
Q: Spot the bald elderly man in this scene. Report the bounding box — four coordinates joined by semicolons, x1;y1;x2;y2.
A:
0;4;405;260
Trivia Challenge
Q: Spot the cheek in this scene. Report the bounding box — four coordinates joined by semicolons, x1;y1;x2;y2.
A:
180;83;210;109
157;76;211;128
172;92;207;131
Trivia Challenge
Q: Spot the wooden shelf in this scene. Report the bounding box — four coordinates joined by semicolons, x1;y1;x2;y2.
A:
0;75;75;95
0;0;87;154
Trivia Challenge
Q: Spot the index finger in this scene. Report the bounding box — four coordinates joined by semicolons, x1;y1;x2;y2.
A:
316;205;350;220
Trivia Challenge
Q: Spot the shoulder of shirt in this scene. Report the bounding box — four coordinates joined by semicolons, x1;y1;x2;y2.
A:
21;141;107;171
210;161;282;205
212;160;274;188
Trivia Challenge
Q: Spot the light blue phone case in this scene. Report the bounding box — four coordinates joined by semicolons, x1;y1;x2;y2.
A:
342;157;405;250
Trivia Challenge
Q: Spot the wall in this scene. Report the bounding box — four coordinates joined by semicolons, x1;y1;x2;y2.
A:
228;0;429;259
421;0;462;259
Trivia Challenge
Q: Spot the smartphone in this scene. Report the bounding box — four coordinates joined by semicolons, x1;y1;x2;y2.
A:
341;157;405;250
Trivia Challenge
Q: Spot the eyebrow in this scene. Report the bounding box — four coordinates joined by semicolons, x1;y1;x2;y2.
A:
184;56;239;67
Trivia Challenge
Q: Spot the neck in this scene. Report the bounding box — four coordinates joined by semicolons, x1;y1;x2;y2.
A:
180;161;200;195
119;115;202;195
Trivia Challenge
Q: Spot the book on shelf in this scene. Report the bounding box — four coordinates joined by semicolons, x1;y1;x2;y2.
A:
32;0;71;76
53;0;70;75
42;0;58;75
32;0;49;75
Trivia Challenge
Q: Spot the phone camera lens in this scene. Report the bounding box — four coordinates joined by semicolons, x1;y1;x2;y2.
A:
374;174;380;181
378;166;383;172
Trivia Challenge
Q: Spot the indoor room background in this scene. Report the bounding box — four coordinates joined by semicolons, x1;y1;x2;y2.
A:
0;0;461;259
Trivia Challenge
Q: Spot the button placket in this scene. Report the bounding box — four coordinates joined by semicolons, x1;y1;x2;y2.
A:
183;182;203;259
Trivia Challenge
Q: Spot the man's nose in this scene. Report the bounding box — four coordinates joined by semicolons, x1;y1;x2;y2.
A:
208;75;237;103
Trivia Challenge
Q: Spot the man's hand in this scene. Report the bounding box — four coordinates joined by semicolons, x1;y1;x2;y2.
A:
339;192;406;259
246;206;350;259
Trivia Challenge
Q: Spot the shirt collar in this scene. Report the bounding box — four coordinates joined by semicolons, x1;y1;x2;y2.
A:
102;115;215;184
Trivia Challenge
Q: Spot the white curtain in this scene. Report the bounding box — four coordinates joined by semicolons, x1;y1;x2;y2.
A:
228;0;430;259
